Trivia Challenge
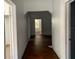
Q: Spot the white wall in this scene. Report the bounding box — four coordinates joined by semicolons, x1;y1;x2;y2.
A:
24;0;53;14
52;0;68;59
12;0;28;59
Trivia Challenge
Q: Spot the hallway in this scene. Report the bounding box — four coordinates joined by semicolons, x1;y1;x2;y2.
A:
22;35;59;59
3;0;75;59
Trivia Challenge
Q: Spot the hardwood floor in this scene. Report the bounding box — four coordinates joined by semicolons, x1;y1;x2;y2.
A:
22;35;59;59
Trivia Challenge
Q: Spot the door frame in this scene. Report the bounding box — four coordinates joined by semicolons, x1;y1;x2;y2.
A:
4;0;18;59
65;0;74;59
35;19;42;35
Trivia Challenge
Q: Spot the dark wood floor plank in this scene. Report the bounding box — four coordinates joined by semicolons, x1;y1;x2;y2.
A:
22;35;59;59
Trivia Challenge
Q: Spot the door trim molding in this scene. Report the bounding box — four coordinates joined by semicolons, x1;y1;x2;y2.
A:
4;0;18;59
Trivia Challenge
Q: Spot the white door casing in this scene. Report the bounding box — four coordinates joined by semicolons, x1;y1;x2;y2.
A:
4;0;18;59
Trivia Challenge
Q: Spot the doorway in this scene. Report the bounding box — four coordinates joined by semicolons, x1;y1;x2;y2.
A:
4;0;18;59
66;0;75;59
35;19;42;35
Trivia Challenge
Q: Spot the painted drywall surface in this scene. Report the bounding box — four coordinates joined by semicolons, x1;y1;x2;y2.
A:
12;0;28;59
42;15;52;35
30;18;35;36
26;15;31;39
24;0;53;14
52;0;68;59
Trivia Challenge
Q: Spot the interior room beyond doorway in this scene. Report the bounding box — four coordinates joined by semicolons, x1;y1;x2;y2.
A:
35;19;42;35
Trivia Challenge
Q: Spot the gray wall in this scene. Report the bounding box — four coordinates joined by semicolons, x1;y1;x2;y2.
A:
26;14;31;40
26;11;52;37
42;13;52;35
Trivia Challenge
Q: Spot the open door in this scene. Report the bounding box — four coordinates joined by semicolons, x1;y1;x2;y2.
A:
70;1;75;59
